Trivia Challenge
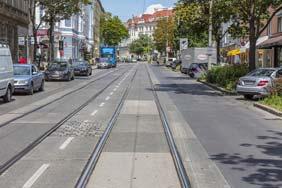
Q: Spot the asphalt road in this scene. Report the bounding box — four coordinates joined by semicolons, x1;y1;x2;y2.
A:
151;64;282;188
0;68;111;116
0;62;281;188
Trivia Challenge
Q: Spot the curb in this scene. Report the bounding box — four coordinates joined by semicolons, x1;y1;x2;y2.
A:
254;103;282;117
198;80;238;96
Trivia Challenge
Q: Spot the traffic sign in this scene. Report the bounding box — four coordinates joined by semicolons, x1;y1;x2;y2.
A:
180;38;188;51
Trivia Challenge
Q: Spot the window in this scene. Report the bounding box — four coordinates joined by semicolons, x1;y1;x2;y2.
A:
267;23;272;36
65;19;72;27
278;17;282;32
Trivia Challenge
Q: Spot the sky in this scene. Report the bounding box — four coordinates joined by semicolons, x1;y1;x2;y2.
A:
101;0;177;21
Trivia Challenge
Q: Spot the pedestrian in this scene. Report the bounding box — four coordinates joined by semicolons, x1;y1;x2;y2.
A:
19;56;27;64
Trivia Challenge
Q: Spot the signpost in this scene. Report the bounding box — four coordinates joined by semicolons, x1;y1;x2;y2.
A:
180;38;188;51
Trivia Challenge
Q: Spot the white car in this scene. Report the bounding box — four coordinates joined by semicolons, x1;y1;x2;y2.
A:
0;43;14;102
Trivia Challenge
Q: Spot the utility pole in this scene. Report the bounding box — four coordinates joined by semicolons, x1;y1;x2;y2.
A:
208;0;213;70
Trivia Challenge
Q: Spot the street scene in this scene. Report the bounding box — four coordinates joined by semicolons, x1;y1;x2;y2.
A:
0;0;282;188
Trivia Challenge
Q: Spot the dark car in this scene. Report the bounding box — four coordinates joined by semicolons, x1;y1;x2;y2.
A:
13;64;45;95
73;60;92;76
187;63;208;78
45;61;75;81
171;60;182;70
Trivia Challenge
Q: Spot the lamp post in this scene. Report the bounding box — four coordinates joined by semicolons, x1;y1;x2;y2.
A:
208;0;213;70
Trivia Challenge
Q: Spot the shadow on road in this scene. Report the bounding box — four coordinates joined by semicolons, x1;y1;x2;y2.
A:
211;130;282;188
147;83;222;96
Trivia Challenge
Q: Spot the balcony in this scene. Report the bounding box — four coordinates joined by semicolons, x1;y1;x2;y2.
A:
0;0;29;26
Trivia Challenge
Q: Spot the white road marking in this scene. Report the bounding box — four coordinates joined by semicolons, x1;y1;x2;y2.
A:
115;85;119;88
110;92;114;96
22;164;50;188
99;102;105;107
91;110;98;116
105;96;110;101
113;88;117;91
59;137;74;150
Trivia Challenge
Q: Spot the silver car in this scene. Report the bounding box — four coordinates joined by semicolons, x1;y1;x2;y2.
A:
13;64;45;95
236;68;282;99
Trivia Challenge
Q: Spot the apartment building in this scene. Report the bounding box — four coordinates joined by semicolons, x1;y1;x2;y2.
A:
0;0;29;62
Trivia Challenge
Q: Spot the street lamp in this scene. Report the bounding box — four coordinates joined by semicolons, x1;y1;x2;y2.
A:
208;0;213;70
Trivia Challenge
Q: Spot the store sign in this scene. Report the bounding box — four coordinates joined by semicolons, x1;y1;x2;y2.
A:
18;37;25;45
180;38;188;51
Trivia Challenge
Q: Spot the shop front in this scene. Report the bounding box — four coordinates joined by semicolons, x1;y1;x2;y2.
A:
258;34;282;67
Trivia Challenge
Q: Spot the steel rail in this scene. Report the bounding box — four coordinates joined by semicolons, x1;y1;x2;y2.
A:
145;64;191;188
75;69;138;188
0;68;129;175
0;68;123;128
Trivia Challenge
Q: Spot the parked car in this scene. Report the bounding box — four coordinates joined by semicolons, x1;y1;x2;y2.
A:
166;58;176;67
73;60;92;76
236;68;282;99
0;43;14;102
97;58;111;69
187;63;208;78
13;64;45;95
45;61;75;81
171;59;182;70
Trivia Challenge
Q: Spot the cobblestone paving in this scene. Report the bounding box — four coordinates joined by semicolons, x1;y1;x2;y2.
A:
52;120;104;137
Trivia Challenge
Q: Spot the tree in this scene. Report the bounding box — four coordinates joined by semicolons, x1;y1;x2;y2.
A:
129;34;154;56
100;13;128;46
153;17;175;54
229;1;282;71
35;0;90;61
175;0;234;63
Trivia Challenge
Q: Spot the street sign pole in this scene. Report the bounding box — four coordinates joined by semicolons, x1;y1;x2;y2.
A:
208;0;213;70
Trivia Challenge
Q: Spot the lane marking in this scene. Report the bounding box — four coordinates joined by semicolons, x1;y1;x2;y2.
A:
113;88;117;91
22;164;50;188
59;137;74;150
105;96;110;101
91;110;98;116
99;102;105;107
110;92;114;96
115;85;119;88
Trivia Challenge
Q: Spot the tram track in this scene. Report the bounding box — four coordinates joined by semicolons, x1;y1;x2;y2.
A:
0;68;122;129
0;67;130;175
75;64;191;188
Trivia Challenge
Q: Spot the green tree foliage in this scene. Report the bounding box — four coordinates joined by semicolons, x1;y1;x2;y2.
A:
129;34;154;56
100;13;129;46
153;17;175;54
228;0;282;71
175;0;234;63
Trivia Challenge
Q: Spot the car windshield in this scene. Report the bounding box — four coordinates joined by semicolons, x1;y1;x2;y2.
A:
13;66;30;76
48;62;68;71
247;69;275;77
73;61;86;66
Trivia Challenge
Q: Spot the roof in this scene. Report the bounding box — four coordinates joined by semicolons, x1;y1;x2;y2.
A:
127;8;174;27
258;35;282;49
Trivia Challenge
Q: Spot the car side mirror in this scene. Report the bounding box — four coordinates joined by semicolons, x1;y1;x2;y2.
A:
32;72;37;75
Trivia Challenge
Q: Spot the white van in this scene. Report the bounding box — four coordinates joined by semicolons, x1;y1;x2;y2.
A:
0;43;14;102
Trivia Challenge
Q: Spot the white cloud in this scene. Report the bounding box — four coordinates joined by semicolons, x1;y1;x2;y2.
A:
144;4;165;14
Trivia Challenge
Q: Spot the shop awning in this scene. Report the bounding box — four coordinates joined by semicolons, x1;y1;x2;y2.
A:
227;49;241;56
240;36;269;52
258;35;282;49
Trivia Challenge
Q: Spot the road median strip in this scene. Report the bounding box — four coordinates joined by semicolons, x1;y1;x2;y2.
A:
198;80;237;96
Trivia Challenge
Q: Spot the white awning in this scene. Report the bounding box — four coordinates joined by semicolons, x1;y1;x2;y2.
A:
240;36;269;53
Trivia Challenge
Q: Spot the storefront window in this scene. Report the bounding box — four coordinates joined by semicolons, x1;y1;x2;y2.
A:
278;47;282;67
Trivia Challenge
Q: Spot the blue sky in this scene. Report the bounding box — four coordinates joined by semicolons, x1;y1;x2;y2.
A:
101;0;177;21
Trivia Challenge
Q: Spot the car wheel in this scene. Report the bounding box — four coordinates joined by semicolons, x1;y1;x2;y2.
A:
71;74;75;80
39;80;45;91
189;73;195;78
3;86;12;103
28;83;34;95
244;94;253;100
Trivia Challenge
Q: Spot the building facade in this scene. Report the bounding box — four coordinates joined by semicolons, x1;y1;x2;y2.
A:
34;0;104;62
126;7;173;45
0;0;29;62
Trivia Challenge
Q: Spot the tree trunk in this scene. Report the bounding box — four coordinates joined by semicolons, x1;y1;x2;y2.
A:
216;38;221;64
49;20;55;62
249;18;257;72
33;30;38;65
